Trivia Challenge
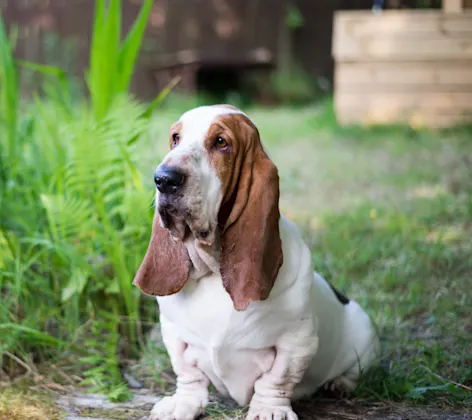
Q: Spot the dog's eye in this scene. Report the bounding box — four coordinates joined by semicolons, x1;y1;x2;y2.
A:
171;133;180;148
215;136;228;150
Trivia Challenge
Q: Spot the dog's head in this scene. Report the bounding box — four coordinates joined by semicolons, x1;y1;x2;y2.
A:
133;105;283;311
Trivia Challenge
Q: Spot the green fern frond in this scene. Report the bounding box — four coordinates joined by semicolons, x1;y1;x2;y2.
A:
0;0;174;400
0;229;14;269
79;311;132;402
40;194;93;242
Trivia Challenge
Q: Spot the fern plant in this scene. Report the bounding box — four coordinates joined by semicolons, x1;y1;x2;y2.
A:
39;96;152;325
0;0;177;399
34;97;155;394
80;311;132;402
88;0;154;120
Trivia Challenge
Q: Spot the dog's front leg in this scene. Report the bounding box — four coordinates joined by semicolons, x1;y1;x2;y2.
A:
150;315;209;420
247;322;319;420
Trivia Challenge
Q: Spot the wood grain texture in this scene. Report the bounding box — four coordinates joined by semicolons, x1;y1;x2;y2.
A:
333;9;472;128
335;61;472;91
335;91;472;128
443;0;463;13
336;91;472;111
332;10;472;61
335;107;472;128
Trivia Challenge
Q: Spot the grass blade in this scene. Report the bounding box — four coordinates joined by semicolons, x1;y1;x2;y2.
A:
102;0;122;102
142;76;182;119
0;324;65;347
117;0;153;92
17;61;68;88
128;76;181;146
17;60;71;110
87;0;106;119
0;14;18;159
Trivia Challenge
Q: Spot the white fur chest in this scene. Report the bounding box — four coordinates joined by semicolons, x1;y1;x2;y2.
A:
157;274;236;347
157;275;282;405
157;272;287;350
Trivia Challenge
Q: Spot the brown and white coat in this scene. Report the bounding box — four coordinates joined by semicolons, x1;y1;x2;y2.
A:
134;105;380;420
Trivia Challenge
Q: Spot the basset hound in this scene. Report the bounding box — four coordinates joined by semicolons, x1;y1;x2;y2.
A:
133;105;380;420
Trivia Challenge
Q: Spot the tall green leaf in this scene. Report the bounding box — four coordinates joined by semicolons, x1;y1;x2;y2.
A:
117;0;154;92
87;0;154;120
101;0;122;117
18;60;72;114
0;14;18;163
87;0;106;119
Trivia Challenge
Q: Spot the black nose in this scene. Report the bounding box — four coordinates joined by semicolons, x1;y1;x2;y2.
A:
154;166;186;194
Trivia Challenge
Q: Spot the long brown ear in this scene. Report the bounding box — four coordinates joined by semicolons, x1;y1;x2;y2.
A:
220;134;283;311
133;212;190;296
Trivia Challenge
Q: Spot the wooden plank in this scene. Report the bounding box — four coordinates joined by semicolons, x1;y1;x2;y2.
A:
332;9;472;128
442;0;463;13
335;90;472;127
443;0;463;13
335;61;472;91
336;107;472;128
332;10;472;61
336;91;472;111
334;10;472;38
335;38;472;61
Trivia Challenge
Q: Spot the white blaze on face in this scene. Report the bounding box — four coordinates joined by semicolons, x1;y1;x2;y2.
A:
156;105;244;242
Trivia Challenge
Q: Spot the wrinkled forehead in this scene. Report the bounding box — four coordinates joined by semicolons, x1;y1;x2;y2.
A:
174;105;248;142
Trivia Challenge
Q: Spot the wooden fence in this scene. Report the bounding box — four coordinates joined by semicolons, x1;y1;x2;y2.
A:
332;2;472;128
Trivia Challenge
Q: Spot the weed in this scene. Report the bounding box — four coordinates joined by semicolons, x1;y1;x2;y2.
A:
0;0;173;400
0;389;61;420
87;0;154;120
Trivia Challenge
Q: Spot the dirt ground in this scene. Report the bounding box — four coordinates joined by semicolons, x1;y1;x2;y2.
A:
54;390;472;420
293;398;472;420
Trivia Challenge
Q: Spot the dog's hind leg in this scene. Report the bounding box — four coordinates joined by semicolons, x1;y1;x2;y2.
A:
324;300;381;398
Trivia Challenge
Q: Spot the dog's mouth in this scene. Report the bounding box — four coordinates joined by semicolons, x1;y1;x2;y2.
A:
158;196;187;239
158;196;215;245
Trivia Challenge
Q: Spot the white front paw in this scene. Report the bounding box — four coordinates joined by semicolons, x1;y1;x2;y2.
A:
149;395;207;420
246;405;299;420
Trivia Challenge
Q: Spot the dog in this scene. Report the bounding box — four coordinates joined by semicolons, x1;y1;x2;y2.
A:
133;105;380;420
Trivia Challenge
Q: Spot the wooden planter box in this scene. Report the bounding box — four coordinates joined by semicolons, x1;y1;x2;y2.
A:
332;4;472;128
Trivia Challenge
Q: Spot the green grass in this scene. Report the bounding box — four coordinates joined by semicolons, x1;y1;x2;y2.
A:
131;102;472;414
311;198;471;405
1;1;471;414
256;107;472;409
0;389;62;420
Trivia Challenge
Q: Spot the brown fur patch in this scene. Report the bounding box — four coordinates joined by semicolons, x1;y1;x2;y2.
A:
134;107;283;311
133;213;190;297
203;114;250;208
208;112;283;311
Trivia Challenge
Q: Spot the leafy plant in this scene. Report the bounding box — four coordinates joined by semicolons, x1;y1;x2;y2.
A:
87;0;154;120
80;312;132;402
0;0;177;400
0;14;19;181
